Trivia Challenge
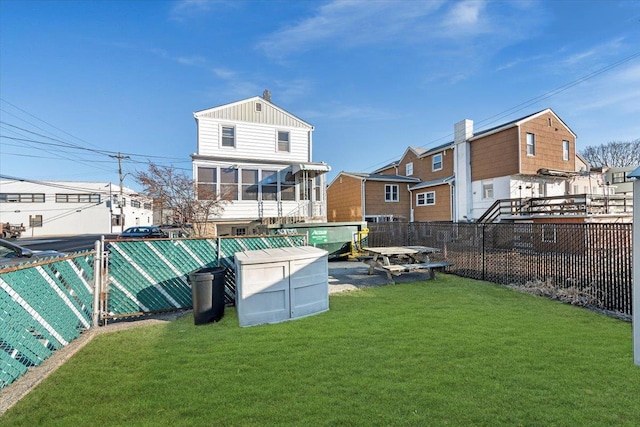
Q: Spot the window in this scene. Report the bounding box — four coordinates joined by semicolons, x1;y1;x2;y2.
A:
131;200;141;208
0;193;45;203
385;184;399;202
221;126;235;147
562;140;569;161
220;168;238;200
299;177;313;201
526;133;535;156
482;182;494;199
233;227;247;236
261;170;278;201
314;176;322;202
542;224;557;243
280;171;296;201
277;131;290;152
197;167;217;199
29;215;43;228
611;172;627;184
55;194;100;203
241;169;259;201
432;153;443;171
255;102;262;112
143;203;152;210
406;162;413;176
416;191;435;206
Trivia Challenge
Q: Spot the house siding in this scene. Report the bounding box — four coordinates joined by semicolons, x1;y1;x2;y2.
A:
364;181;410;220
197;118;310;163
196;98;311;128
413;184;452;221
519;112;576;175
470;127;520;181
327;174;362;222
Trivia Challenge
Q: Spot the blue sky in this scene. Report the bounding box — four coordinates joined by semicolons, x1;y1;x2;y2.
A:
1;0;639;190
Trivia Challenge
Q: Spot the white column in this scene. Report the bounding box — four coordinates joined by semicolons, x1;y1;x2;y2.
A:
454;119;473;221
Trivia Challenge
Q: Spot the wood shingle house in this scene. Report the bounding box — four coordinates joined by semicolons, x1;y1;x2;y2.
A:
192;93;330;236
328;108;625;224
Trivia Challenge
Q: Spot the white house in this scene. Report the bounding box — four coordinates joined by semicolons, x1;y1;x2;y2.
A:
0;180;153;237
192;93;330;236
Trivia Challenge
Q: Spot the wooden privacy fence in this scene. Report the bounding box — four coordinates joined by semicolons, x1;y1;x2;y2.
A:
368;222;633;315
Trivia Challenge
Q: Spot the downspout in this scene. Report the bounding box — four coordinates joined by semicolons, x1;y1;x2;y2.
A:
449;181;455;221
408;184;413;222
308;129;313;162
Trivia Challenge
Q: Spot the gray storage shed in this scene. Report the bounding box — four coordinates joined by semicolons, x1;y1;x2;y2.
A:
234;246;329;327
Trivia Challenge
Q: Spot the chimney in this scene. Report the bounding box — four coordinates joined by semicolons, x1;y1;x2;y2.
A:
454;119;473;144
262;89;271;102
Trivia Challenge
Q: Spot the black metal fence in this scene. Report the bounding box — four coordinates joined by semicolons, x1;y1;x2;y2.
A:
368;222;633;315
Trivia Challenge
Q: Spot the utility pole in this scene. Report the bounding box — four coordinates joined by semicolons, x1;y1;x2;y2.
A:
110;152;131;233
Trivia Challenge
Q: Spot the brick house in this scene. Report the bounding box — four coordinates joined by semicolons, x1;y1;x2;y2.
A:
327;108;612;223
326;173;419;223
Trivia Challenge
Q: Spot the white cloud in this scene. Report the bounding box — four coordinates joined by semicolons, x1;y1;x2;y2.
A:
169;0;218;22
257;0;445;58
443;0;484;27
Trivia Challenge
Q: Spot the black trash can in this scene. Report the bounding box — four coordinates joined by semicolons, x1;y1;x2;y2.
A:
188;266;226;325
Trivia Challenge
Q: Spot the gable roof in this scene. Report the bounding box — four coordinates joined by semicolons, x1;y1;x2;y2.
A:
470;108;576;141
418;141;454;159
409;176;455;191
372;161;399;174
193;96;313;129
328;171;421;188
343;172;420;183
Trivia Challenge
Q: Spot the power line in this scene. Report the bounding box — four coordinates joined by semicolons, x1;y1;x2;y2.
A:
363;50;640;172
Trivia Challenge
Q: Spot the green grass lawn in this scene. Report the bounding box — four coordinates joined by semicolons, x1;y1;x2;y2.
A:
3;274;640;426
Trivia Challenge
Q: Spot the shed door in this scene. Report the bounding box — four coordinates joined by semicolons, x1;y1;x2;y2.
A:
290;257;328;318
239;261;290;326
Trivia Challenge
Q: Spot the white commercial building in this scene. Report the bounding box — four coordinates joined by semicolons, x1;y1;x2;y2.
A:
0;180;153;237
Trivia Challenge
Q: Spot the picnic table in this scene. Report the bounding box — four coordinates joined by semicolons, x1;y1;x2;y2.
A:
363;246;453;284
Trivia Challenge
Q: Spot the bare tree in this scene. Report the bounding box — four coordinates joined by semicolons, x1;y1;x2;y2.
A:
135;163;229;237
580;139;640;168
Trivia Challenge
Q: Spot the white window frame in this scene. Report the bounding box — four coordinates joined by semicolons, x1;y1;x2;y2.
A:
416;191;435;206
277;131;290;152
562;140;569;161
221;125;235;148
432;153;443;171
385;184;399;202
526;133;535;156
406;162;413;176
482;181;494;199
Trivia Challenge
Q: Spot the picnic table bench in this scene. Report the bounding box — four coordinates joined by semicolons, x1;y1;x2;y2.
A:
363;246;454;284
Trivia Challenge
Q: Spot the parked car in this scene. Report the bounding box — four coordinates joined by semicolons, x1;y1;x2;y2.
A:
0;239;66;268
117;226;169;240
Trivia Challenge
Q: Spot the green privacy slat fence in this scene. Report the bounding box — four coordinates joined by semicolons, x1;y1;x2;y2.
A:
105;235;306;317
0;235;306;390
0;253;95;390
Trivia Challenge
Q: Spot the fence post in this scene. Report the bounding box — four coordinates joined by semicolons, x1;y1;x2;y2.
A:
92;240;102;327
481;224;486;281
631;170;640;365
